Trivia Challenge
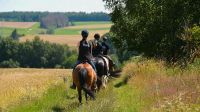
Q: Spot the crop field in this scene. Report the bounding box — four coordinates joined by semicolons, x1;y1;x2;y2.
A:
20;30;109;46
0;22;36;28
0;21;112;46
0;23;45;37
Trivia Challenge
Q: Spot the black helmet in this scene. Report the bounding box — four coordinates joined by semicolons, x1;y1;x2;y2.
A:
103;36;108;41
94;33;100;40
81;30;89;38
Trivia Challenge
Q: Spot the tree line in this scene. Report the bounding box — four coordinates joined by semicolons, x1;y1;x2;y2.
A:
103;0;200;66
0;11;110;22
0;37;77;68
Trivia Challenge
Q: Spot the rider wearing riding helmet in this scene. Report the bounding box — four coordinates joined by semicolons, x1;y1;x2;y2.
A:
70;30;97;89
101;36;116;70
92;33;103;57
102;36;109;55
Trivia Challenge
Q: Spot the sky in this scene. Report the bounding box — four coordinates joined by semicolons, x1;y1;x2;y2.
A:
0;0;108;13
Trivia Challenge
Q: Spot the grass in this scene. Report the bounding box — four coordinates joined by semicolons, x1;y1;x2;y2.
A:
1;57;200;112
0;22;46;37
0;69;70;111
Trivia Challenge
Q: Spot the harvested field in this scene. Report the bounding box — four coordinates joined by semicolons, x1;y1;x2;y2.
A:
0;69;70;110
0;22;36;28
65;24;112;29
20;30;109;46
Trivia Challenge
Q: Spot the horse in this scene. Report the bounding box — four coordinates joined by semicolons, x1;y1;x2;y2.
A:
72;62;97;104
94;56;121;90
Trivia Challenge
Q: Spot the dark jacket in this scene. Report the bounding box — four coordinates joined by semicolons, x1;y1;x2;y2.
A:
92;40;103;57
102;42;109;55
78;39;93;61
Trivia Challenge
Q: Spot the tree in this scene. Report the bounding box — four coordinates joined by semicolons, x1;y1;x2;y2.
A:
10;29;19;40
103;0;200;64
40;13;69;29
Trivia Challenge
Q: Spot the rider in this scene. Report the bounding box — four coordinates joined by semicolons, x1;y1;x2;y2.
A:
70;30;97;89
101;36;116;71
92;33;103;57
102;36;110;55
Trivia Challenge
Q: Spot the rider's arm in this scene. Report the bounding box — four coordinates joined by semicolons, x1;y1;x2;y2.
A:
77;42;80;52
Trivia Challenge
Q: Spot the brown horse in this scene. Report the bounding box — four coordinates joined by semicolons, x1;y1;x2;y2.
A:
72;62;97;103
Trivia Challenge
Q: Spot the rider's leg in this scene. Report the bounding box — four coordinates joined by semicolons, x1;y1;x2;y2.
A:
88;60;97;73
70;60;81;89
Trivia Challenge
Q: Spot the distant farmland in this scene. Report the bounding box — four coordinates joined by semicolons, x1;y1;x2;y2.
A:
0;21;112;46
20;30;109;46
0;22;36;28
19;21;112;46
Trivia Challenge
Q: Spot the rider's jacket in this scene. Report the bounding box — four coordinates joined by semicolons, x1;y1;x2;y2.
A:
92;39;103;57
102;42;109;55
78;39;93;61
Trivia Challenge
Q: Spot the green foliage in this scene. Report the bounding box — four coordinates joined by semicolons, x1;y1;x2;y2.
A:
10;29;20;40
46;28;55;34
0;59;20;68
0;37;77;68
40;13;69;29
0;12;110;22
104;0;200;65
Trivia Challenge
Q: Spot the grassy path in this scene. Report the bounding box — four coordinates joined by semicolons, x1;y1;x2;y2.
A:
9;75;147;112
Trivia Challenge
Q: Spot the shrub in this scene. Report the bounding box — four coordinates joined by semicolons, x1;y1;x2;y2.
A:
0;59;20;68
46;28;55;34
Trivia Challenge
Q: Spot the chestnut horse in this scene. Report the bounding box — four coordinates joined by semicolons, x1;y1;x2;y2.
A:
72;62;97;103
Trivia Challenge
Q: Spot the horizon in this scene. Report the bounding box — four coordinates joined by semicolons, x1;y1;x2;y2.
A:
0;0;109;13
0;11;109;14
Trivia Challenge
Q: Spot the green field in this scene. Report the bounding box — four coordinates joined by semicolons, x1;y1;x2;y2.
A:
0;21;112;37
0;23;45;37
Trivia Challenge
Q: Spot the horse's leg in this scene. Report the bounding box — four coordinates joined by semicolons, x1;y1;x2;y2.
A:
102;75;107;88
85;92;88;101
77;88;82;104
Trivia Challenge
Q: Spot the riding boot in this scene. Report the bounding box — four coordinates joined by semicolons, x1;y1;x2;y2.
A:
88;60;97;73
70;82;76;89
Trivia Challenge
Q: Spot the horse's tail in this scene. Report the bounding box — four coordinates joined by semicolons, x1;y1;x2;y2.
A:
79;68;95;99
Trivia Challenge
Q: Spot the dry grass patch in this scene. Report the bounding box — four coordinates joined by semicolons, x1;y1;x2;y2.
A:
64;24;112;29
122;58;200;111
0;22;36;28
20;30;109;46
0;68;71;110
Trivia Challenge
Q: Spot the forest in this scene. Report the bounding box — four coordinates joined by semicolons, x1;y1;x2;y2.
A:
0;11;110;22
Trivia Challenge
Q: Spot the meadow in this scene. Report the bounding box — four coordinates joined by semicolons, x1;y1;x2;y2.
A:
1;57;199;112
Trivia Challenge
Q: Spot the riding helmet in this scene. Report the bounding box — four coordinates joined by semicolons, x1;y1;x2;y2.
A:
81;30;89;38
94;33;100;40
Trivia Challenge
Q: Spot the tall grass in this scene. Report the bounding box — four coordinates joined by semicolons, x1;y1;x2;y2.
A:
2;57;200;112
120;57;200;111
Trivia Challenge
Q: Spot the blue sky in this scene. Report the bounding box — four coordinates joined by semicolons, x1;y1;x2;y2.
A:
0;0;108;12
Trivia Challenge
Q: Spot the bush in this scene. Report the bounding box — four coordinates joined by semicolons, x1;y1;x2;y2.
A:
46;28;55;34
0;59;20;68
